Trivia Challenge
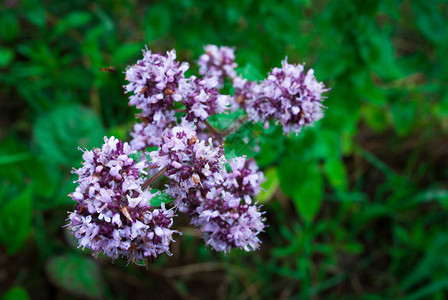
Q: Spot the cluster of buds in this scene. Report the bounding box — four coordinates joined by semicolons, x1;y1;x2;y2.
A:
67;45;327;265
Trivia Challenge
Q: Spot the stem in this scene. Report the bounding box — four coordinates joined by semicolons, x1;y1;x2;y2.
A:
222;115;249;137
142;167;167;190
204;120;224;144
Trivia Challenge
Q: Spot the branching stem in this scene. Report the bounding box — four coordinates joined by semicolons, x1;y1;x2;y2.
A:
204;120;224;144
142;167;167;190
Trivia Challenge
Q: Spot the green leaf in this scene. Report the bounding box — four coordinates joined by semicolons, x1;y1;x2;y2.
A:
150;191;175;207
314;50;349;81
24;1;46;27
0;185;33;254
0;47;14;67
224;123;258;158
278;158;323;222
54;11;92;37
391;99;417;136
412;0;448;45
144;4;171;41
256;126;285;167
112;43;142;65
33;105;106;167
401;234;448;291
257;167;279;203
236;63;265;81
1;286;30;300
359;31;402;80
0;152;32;165
0;13;19;41
406;279;448;300
46;255;103;299
362;104;389;132
324;157;348;192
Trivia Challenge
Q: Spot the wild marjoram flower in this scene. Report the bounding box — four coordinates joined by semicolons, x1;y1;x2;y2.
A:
67;45;328;265
149;122;226;216
150;123;266;253
198;45;238;88
124;48;189;123
192;156;265;252
179;75;230;122
67;137;177;265
245;58;328;134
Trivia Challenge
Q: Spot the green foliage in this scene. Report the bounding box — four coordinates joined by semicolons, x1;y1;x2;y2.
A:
0;186;33;254
46;255;103;299
1;286;30;300
279;156;323;222
1;0;448;298
257;167;279;203
33;105;106;167
224;122;258;158
150;190;175;207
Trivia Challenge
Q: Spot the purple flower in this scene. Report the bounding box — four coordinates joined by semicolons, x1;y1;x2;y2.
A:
179;75;230;122
66;137;177;264
125;49;189;123
223;156;264;204
246;58;328;134
149;122;226;215
230;76;258;111
198;45;238;87
193;189;265;253
129;112;177;151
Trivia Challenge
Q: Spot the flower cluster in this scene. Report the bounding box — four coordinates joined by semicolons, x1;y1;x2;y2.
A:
193;189;265;252
125;49;189;123
149;123;226;215
223;156;264;204
245;58;328;134
198;45;238;87
66;137;176;264
67;44;329;265
149;124;265;252
129;112;176;151
180;75;230;122
230;76;258;111
191;156;265;252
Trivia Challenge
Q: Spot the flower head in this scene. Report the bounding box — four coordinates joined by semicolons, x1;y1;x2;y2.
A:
198;45;238;87
129;112;176;152
66;137;176;264
223;156;264;204
193;189;265;253
125;49;189;123
180;75;230;122
230;76;258;111
246;58;327;134
149;123;226;214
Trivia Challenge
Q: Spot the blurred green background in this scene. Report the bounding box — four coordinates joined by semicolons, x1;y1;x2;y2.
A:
1;0;448;299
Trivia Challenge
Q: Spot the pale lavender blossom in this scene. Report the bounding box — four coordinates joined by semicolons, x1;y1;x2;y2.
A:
129;112;177;151
246;58;328;134
124;49;189;123
223;156;264;204
179;75;230;122
198;45;238;87
149;122;226;215
230;76;258;111
193;188;265;253
66;136;177;264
